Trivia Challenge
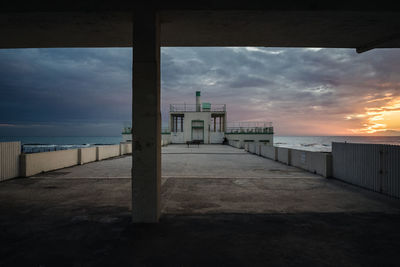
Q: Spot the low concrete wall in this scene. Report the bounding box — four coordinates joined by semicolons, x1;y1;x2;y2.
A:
120;142;132;154
247;144;332;177
255;143;262;155
171;132;184;143
21;149;79;177
78;147;97;165
97;145;120;161
228;140;241;149
225;134;273;149
260;145;277;160
161;134;171;146
210;132;224;144
0;142;21;181
248;143;256;154
291;149;332;177
276;147;291;165
16;143;130;178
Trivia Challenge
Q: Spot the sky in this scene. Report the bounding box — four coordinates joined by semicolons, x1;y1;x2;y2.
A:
0;47;399;136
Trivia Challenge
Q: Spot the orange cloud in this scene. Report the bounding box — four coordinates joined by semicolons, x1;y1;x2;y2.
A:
347;94;400;134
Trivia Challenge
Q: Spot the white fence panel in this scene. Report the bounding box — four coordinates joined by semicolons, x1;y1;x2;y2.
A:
277;147;291;165
260;145;276;160
21;149;79;177
228;140;241;148
97;145;120;160
78;147;97;165
332;142;400;198
0;142;21;181
248;143;256;154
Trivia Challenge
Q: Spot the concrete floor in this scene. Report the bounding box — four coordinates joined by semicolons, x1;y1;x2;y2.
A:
1;145;400;266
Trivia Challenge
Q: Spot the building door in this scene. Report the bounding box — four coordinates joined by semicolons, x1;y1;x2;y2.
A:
191;120;204;142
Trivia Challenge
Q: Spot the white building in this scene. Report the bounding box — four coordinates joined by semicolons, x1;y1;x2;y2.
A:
166;91;274;147
124;91;274;147
169;91;227;144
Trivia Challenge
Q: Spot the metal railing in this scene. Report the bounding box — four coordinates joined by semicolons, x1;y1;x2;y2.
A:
122;127;132;134
225;122;273;134
170;104;226;112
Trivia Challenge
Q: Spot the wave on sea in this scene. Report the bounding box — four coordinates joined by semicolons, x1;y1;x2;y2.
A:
21;143;92;153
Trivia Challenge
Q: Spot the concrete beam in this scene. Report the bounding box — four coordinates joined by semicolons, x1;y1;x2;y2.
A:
131;7;161;223
2;9;400;48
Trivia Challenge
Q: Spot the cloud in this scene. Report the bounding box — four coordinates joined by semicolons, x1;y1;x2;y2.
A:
0;48;132;135
161;47;400;135
1;47;400;136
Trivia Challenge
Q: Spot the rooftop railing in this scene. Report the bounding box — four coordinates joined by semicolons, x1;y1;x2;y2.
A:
225;122;274;134
170;104;226;112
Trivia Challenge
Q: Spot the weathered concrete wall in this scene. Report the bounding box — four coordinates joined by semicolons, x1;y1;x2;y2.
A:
246;144;332;177
260;145;277;160
171;132;184;143
97;145;120;160
276;147;291;165
244;142;250;151
248;142;256;154
256;143;262;155
161;134;171;146
248;142;262;155
78;147;97;165
210;132;224;144
225;134;273;149
16;143;131;178
183;112;211;143
120;142;132;154
21;149;79;177
228;139;241;148
291;149;332;177
0;142;20;181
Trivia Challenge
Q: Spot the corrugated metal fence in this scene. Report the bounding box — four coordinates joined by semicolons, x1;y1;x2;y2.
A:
332;142;400;198
0;142;21;181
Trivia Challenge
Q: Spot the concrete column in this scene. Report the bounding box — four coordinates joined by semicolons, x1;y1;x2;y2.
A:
214;117;216;132
132;8;161;222
180;116;183;132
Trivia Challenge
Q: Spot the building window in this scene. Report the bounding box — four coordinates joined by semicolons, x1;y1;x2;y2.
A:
211;115;224;132
172;114;184;132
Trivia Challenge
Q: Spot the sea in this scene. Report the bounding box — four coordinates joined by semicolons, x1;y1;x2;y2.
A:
274;136;400;152
0;136;123;153
0;135;399;153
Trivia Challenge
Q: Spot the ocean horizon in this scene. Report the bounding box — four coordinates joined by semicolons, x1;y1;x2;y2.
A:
1;135;400;153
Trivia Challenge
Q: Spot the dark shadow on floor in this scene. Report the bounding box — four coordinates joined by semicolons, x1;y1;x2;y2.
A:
1;212;400;267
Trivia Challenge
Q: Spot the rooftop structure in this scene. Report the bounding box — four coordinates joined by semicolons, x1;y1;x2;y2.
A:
158;91;274;146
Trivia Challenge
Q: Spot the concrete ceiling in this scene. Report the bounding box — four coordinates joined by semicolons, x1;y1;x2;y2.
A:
1;2;400;49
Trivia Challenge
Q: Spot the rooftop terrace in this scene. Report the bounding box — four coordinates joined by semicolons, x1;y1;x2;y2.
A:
225;121;274;134
1;145;399;265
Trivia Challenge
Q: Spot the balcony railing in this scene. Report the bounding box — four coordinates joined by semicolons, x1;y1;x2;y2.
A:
225;122;273;134
170;104;226;112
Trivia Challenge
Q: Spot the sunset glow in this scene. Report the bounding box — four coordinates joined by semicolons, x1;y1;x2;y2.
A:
348;94;400;134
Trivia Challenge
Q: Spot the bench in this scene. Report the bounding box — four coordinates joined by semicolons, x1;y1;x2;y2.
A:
186;140;201;147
